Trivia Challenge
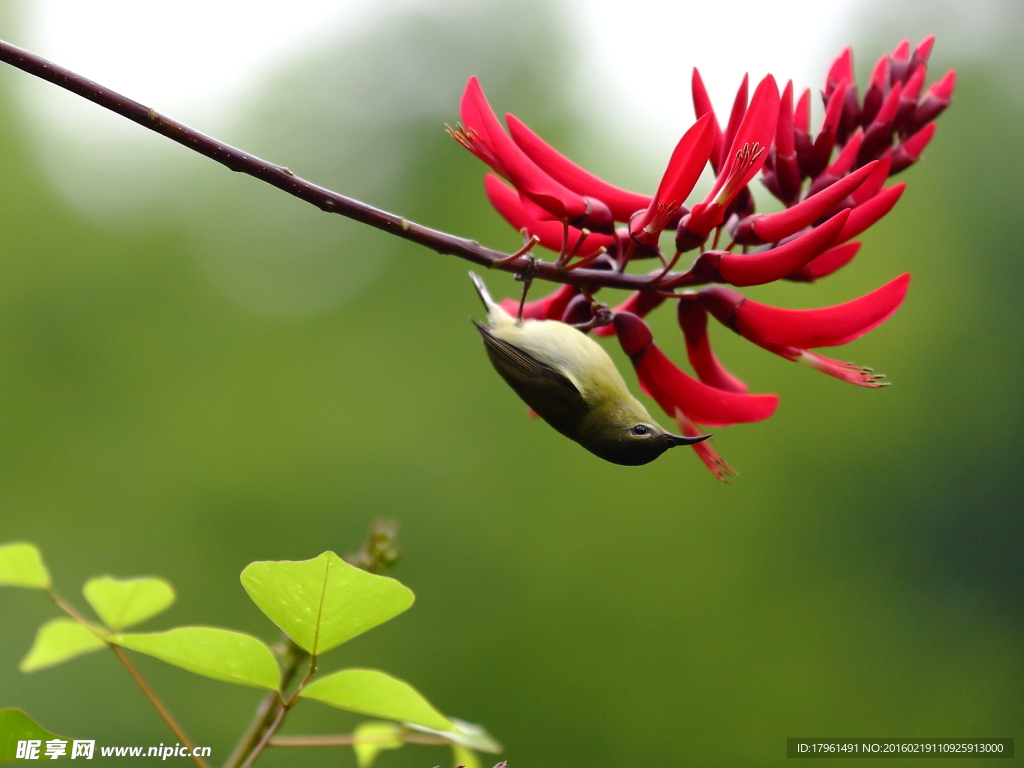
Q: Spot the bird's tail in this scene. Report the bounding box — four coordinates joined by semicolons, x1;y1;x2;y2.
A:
469;270;517;329
468;271;495;311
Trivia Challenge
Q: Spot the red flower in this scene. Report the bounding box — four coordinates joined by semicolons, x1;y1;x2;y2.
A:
613;312;778;428
505;114;652;223
785;241;862;283
697;274;910;386
628;114;715;245
454;38;953;478
683;75;781;240
692;209;850;287
452;77;613;233
733;161;876;244
483;174;614;259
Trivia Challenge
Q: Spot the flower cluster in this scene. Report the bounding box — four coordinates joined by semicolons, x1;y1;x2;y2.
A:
450;37;954;479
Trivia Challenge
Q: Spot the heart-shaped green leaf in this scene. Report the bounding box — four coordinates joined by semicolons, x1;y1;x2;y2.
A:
19;618;106;673
241;551;413;655
300;668;452;730
111;627;280;690
0;709;64;762
83;576;175;631
0;543;50;590
352;721;404;768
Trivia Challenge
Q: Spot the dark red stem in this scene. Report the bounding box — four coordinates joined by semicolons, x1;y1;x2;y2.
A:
0;38;685;294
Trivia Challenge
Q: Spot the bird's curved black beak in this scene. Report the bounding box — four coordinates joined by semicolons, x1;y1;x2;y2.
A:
666;432;712;447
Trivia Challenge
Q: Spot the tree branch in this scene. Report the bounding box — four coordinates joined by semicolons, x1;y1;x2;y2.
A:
270;732;449;747
0;38;689;294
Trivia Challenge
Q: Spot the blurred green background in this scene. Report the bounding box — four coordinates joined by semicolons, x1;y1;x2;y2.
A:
1;0;1021;766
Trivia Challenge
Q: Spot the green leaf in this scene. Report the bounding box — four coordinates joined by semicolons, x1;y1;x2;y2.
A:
452;744;481;768
111;627;280;690
19;618;106;673
300;668;452;730
0;543;50;590
0;709;67;762
241;551;414;655
83;575;175;631
352;721;404;768
407;719;503;753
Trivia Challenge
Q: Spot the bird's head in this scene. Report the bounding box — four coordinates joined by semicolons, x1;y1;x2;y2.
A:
576;398;710;466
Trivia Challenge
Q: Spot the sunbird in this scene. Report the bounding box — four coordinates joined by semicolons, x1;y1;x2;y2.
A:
470;272;709;466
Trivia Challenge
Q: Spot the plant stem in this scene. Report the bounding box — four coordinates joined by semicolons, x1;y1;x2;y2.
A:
270;733;450;747
0;38;688;294
110;646;212;768
47;591;210;768
222;640;307;768
235;654;316;768
236;702;288;768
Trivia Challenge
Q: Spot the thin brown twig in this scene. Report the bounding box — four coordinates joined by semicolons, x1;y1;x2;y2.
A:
235;652;316;768
109;646;212;768
493;234;540;265
237;702;288;768
47;591;210;768
270;732;450;747
223;639;307;768
0;38;692;295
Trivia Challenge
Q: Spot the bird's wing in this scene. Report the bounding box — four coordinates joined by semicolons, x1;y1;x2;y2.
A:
473;321;589;434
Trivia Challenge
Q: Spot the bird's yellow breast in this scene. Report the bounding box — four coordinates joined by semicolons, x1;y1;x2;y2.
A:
487;307;634;406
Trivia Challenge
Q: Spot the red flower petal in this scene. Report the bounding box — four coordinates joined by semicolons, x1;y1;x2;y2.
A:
691;68;726;170
838;183;905;242
775;80;796;157
827;129;863;177
634;344;778;427
902;65;927;102
821;79;850;138
889;122;936;174
459;77;587;221
771;81;801;205
688;76;780;236
785;241;861;282
849;157;891;206
708;74;780;204
612;313;776;427
914;35;936;64
629;114;715;243
674;410;736;482
706;273;911;349
930;69;956;101
794;88;811;135
874;81;904;127
908;71;955;131
718;209;849;286
506;113;652;223
483;174;613;257
720;74;750;169
677;300;748;393
737;161;875;244
825;47;854;100
612;311;654;357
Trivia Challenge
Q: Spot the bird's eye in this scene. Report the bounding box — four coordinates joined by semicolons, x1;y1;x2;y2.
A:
631;424;650;436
